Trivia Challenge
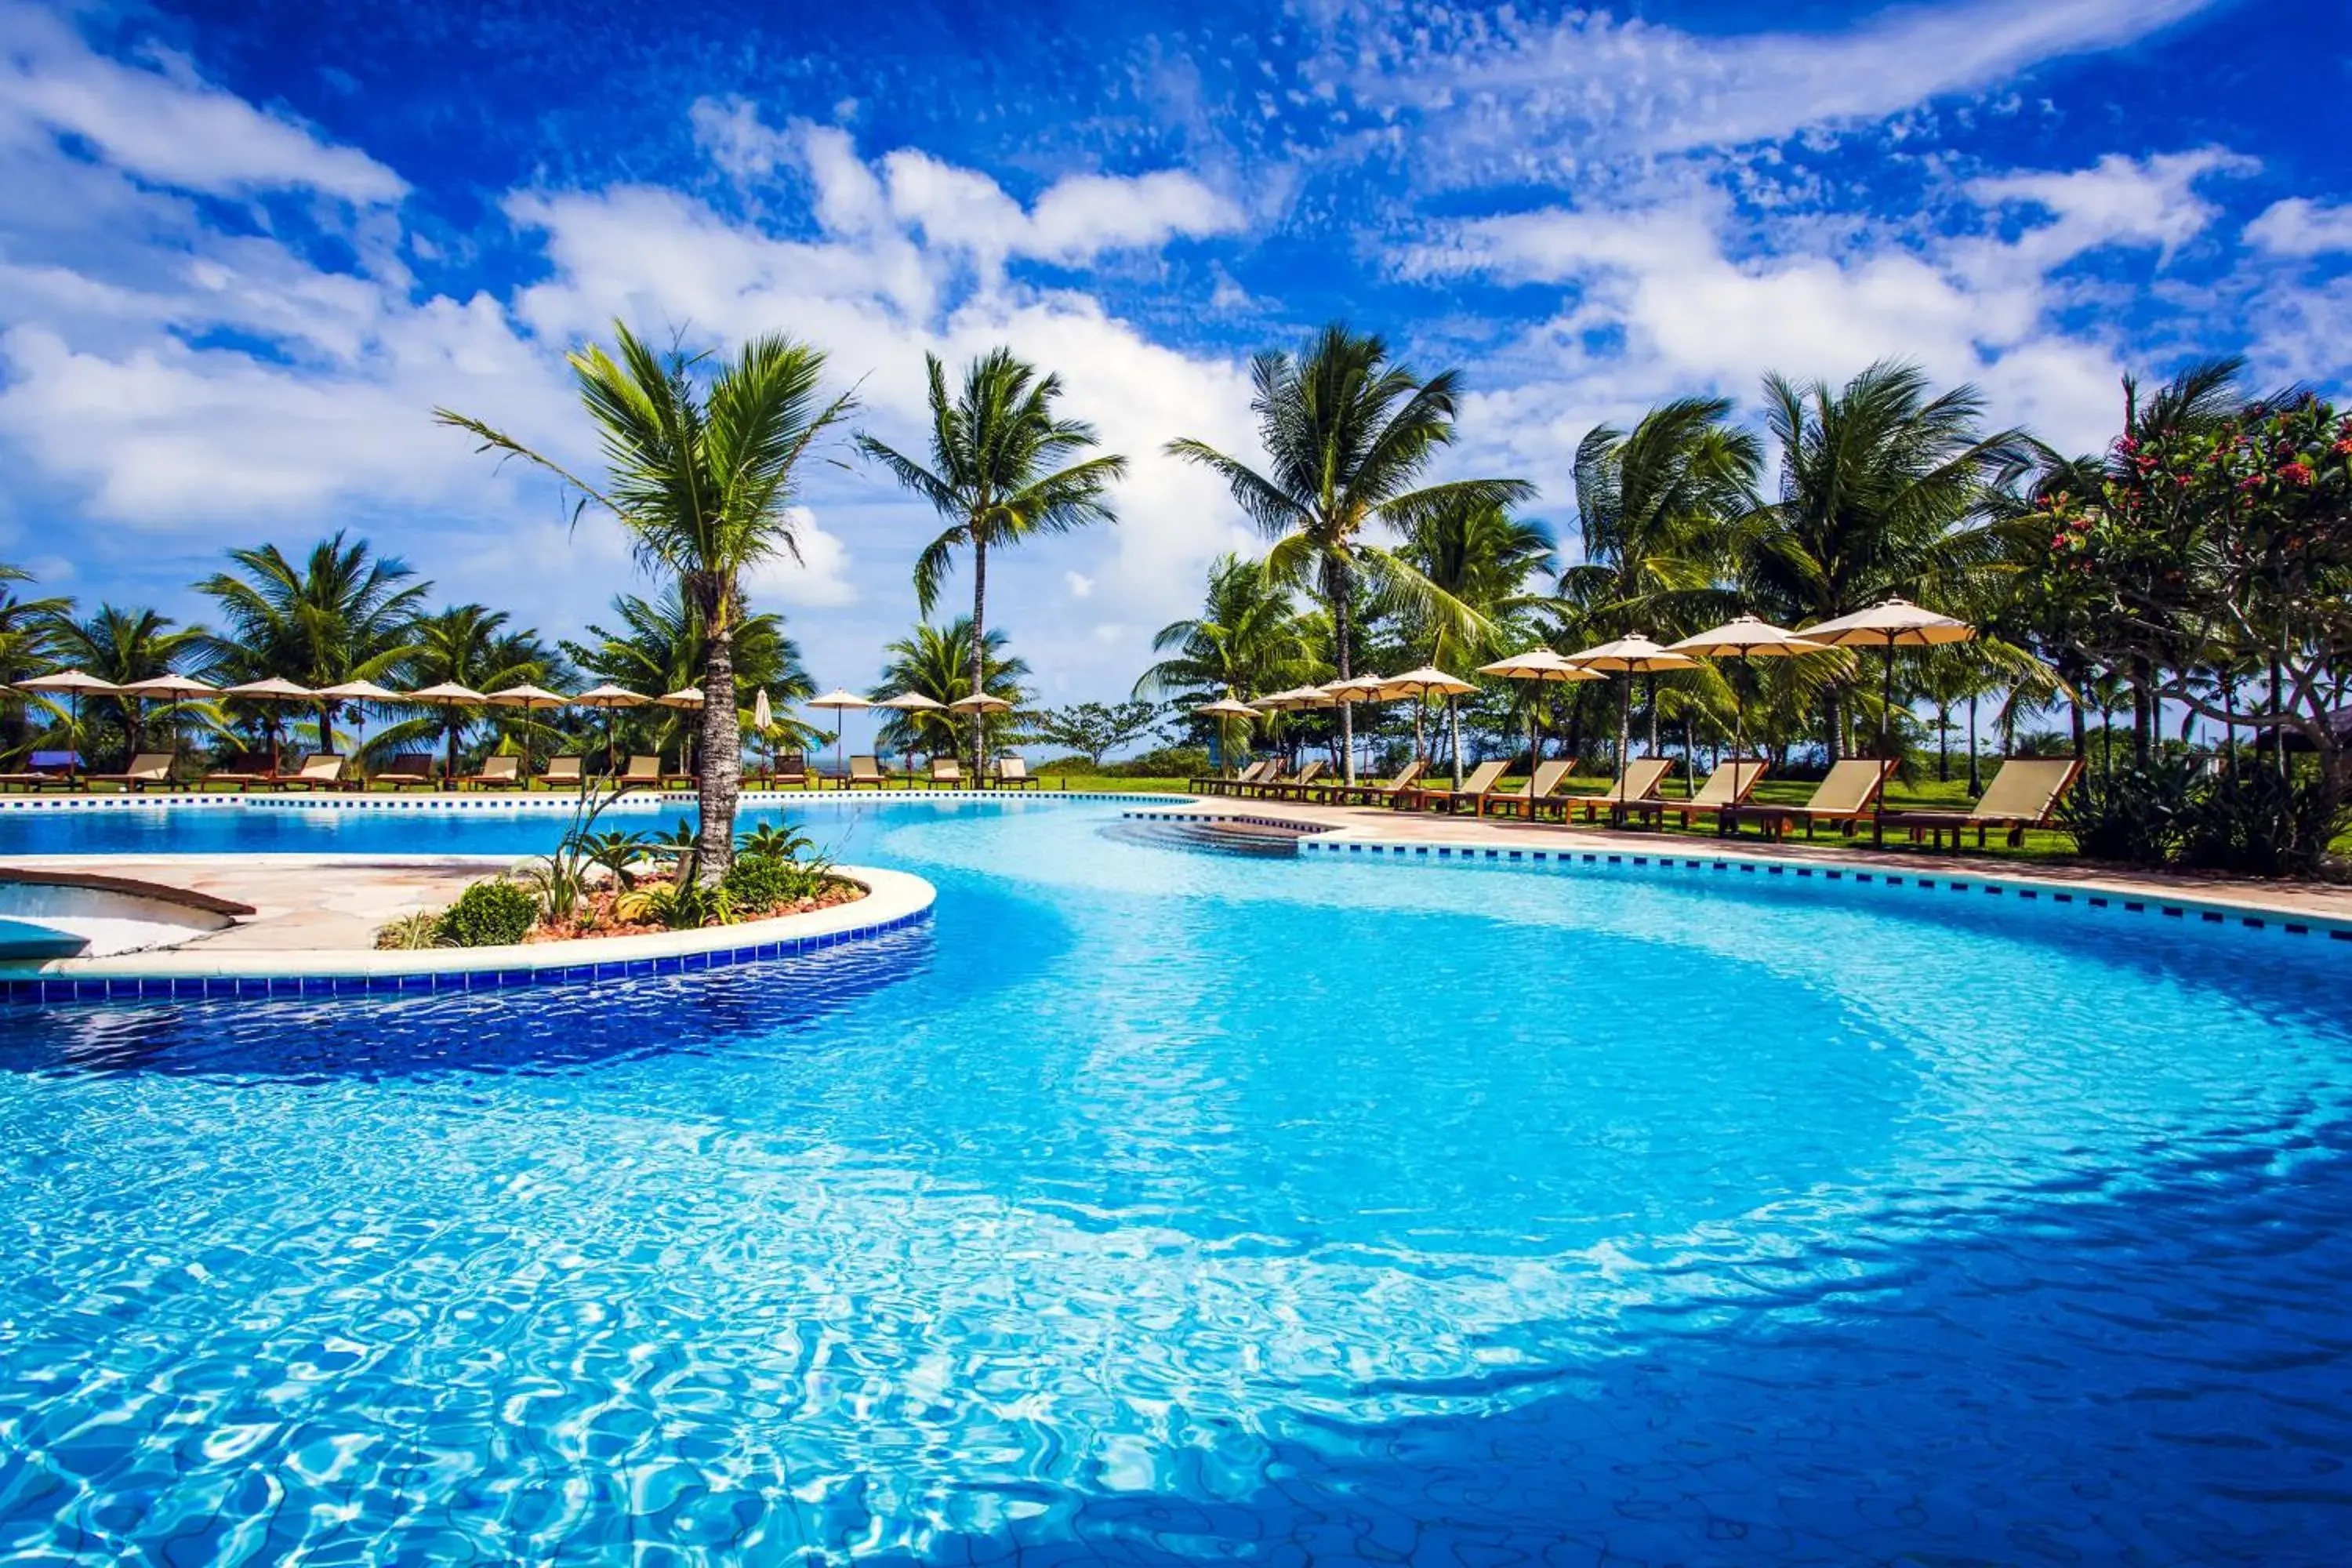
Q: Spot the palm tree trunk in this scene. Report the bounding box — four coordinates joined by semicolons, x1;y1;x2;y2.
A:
697;612;739;883
971;536;989;779
1966;688;1981;793
1334;568;1356;785
1936;702;1951;782
318;702;336;757
1446;695;1462;789
1825;685;1845;760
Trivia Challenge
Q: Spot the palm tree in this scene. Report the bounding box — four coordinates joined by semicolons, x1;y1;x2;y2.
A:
388;606;554;780
561;584;814;764
868;619;1029;768
857;349;1124;767
438;322;852;879
1167;323;1534;780
1747;361;2023;757
42;605;202;764
1396;499;1556;784
0;564;72;761
193;532;430;751
1134;555;1316;774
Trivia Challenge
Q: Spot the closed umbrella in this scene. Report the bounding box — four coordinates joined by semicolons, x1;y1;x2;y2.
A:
877;691;946;782
1194;694;1261;778
1560;634;1697;811
1665;617;1828;771
573;683;648;779
807;688;872;786
1796;597;1974;844
223;676;320;773
1478;649;1606;779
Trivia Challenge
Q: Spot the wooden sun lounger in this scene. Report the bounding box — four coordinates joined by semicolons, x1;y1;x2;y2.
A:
1192;758;1272;796
1310;757;1428;808
994;757;1042;789
929;757;964;788
271;753;359;792
1620;759;1770;830
1253;758;1328;801
1483;759;1572;821
768;751;809;789
459;754;524;790
538;756;585;789
85;753;178;793
1719;758;1896;840
198;752;275;792
376;753;439;790
1881;758;2083;848
1565;757;1678;822
1400;757;1512;815
0;768;78;793
844;755;888;790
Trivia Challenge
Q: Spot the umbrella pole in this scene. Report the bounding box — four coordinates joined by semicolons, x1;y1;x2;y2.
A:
1875;635;1895;847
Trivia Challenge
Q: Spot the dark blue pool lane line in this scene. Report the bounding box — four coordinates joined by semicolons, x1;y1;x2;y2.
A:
0;905;934;1006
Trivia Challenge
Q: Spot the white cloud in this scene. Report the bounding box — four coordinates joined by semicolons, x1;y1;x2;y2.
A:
1064;572;1094;600
746;509;858;608
0;2;405;203
1965;148;2252;272
2245;198;2352;258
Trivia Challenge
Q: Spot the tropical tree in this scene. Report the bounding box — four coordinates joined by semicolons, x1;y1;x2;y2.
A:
0;564;72;760
41;604;203;764
1027;702;1160;769
193;532;430;751
1133;554;1316;706
1394;499;1556;783
867;619;1029;766
386;606;557;779
1167;323;1534;779
561;584;814;764
857;348;1124;764
1747;361;2023;757
437;321;853;880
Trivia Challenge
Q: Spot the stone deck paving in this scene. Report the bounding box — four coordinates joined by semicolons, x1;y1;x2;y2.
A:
1;854;506;952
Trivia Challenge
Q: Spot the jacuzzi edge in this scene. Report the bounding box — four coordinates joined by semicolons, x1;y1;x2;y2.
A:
0;865;936;1002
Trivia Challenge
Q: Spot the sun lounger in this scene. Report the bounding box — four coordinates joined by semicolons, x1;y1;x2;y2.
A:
272;753;358;792
1192;758;1272;797
85;753;177;793
459;754;524;790
1400;757;1512;814
0;768;78;793
768;751;809;789
929;757;964;788
199;751;276;791
537;756;584;789
1565;756;1678;822
1253;758;1327;800
1309;757;1428;808
1881;758;2083;848
1481;759;1572;822
1719;758;1896;840
994;756;1041;789
615;755;662;787
1620;758;1769;830
376;753;438;790
844;754;888;790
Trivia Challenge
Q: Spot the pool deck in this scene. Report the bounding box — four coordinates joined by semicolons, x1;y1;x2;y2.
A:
1138;797;2352;925
0;853;508;952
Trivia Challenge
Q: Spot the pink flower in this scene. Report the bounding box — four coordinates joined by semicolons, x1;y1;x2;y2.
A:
2281;461;2314;486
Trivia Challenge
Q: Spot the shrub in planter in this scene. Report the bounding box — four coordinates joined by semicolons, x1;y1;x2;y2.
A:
2054;757;2199;866
433;879;539;947
2178;766;2350;878
720;855;827;915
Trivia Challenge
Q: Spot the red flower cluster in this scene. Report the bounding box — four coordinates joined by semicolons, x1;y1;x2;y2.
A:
2279;461;2315;486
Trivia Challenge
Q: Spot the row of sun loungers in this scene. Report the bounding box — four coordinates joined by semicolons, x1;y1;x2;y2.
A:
1189;754;2082;849
1;749;1054;793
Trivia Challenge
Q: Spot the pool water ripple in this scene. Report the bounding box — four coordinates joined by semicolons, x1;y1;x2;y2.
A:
1;799;2350;1562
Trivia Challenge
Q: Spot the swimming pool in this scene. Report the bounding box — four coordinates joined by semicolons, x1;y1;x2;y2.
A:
2;797;2348;1563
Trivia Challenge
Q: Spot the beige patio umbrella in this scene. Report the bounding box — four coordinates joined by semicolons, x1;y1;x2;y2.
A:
807;688;871;782
1318;674;1390;783
485;683;572;779
877;691;946;780
1377;665;1479;784
949;690;1015;786
16;670;121;784
1665;616;1828;767
1797;597;1974;844
1194;693;1262;778
573;683;648;777
114;673;215;772
314;677;402;766
1560;634;1698;787
222;675;321;772
1478;648;1606;777
655;685;706;781
405;681;488;787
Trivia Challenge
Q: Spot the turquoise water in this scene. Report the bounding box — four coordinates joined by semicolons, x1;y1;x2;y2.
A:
1;797;2349;1563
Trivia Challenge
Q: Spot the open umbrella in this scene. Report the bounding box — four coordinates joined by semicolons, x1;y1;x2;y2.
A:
655;686;706;782
1797;597;1974;844
807;688;872;786
1377;665;1479;783
17;671;120;786
222;676;320;773
877;691;946;782
1560;634;1697;808
485;684;572;779
1318;674;1389;782
405;681;488;787
1665;616;1828;771
949;691;1014;787
573;683;648;778
315;678;402;770
1193;694;1261;778
1478;649;1606;779
114;673;215;775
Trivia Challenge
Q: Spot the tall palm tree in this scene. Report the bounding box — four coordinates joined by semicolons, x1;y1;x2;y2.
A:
1167;323;1534;780
1747;360;2023;757
387;606;554;780
867;619;1029;767
193;532;430;752
438;322;851;879
1396;499;1556;784
1133;554;1316;704
857;348;1124;765
42;604;203;764
0;564;72;761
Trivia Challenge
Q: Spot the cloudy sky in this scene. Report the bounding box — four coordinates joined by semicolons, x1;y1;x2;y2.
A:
2;0;2346;702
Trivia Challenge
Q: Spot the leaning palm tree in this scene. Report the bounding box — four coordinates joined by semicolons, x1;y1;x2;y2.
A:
194;532;430;751
857;348;1124;765
1745;361;2024;757
1167;323;1534;780
437;322;852;880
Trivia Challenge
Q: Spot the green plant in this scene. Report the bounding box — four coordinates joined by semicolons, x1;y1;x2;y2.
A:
620;877;735;931
735;820;815;862
720;852;833;914
2178;765;2350;877
2056;756;2200;866
373;911;448;951
433;879;539;947
575;828;655;890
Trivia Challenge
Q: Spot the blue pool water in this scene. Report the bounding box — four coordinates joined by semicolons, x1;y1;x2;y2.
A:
2;797;2350;1563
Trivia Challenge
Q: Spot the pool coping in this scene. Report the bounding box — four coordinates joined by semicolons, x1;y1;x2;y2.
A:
0;788;1189;813
0;862;936;1001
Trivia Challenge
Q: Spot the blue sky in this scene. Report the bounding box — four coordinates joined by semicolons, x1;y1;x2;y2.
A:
2;0;2347;703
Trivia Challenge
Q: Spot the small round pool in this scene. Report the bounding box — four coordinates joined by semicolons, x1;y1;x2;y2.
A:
0;797;2346;1563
